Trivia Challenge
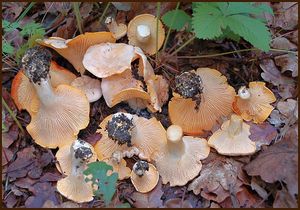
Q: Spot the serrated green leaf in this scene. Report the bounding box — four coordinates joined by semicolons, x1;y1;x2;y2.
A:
225;2;272;16
83;161;118;207
2;20;20;33
216;27;241;42
2;40;15;55
225;15;271;51
162;9;192;31
20;22;45;37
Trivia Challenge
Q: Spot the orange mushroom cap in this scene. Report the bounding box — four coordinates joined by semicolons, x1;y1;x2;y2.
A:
168;68;235;135
208;114;256;156
232;81;276;123
127;14;165;55
11;61;76;114
153;125;210;187
37;32;116;74
94;112;167;161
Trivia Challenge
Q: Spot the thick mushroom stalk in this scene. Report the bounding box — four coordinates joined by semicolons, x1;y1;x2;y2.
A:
136;25;151;43
227;114;243;137
238;86;251;100
166;125;185;155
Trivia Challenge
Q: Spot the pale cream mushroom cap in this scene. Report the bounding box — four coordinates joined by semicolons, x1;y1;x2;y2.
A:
208;114;256;156
105;16;127;40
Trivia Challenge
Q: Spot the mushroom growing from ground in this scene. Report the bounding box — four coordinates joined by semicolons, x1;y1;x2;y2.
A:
127;14;165;55
71;75;102;103
94;112;167;161
232;81;276;123
55;139;97;175
57;139;95;203
105;16;127;40
11;61;76;114
21;46;90;148
130;160;159;193
153;125;210;187
168;68;235;135
37;32;116;74
208;114;256;156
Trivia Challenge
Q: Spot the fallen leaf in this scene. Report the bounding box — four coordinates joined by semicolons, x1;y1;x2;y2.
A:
273;187;298;208
188;152;246;203
39;172;62;182
273;2;298;30
244;130;298;196
163;198;193;208
210;202;221;208
268;110;285;127
131;178;164;208
271;37;297;50
277;99;297;119
2;2;27;21
248;122;278;150
42;200;80;208
52;17;76;39
275;54;298;77
44;2;71;15
2;124;19;148
286;30;298;45
112;2;132;11
14;177;37;189
80;2;93;19
4;192;18;208
2;147;14;166
250;177;269;200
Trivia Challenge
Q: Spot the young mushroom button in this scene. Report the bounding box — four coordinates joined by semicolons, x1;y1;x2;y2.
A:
21;46;90;148
153;125;210;187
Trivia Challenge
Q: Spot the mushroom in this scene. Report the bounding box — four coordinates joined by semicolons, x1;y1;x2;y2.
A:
130;160;159;193
57;139;95;203
71;75;102;103
232;82;276;123
94;112;167;161
168;68;235;135
55;139;97;175
11;61;76;114
105;16;127;40
37;32;116;74
153;125;210;187
208;114;256;156
127;14;165;55
21;46;90;148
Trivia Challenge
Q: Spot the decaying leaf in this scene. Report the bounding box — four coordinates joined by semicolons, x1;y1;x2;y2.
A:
273;187;298;208
163;198;193;208
271;37;297;50
250;177;268;200
44;2;72;15
248;122;277;150
273;2;298;30
275;54;298;77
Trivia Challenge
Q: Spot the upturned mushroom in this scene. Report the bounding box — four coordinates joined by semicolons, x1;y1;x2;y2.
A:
55;139;97;175
127;14;165;55
37;32;116;74
130;160;159;193
71;75;102;103
208;114;256;156
11;61;76;114
168;68;235;135
57;139;95;203
105;16;127;40
94;112;167;161
153;125;210;187
21;46;90;148
232;82;276;123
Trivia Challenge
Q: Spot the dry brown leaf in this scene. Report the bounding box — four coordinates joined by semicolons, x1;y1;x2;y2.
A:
273;187;298;208
286;30;298;45
273;2;298;30
268;110;285;127
52;17;77;39
248;122;277;150
277;99;298;119
163;198;193;208
250;177;268;200
271;37;297;50
44;2;71;15
275;54;298;77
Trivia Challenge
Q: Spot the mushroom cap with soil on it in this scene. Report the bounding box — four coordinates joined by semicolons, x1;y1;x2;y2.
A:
153;125;210;187
105;16;127;40
57;139;95;203
21;46;90;148
94;112;167;162
55;139;97;175
208;114;256;156
168;68;236;135
130;160;159;193
127;14;165;55
36;32;116;74
232;82;276;123
11;61;76;114
71;75;102;103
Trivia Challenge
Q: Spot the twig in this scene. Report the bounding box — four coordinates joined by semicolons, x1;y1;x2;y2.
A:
72;2;84;34
15;2;35;23
155;2;161;63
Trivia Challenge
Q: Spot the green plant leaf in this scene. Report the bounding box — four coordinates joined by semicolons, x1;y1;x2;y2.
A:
225;14;271;51
2;20;20;33
216;27;240;42
20;22;45;37
83;161;118;207
162;9;192;31
224;2;273;16
2;39;15;55
116;203;131;208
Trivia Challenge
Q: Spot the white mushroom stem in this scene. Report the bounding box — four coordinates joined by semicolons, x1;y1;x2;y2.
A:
227;115;243;137
136;25;151;43
33;76;55;106
105;17;118;32
238;86;251;100
166;125;185;155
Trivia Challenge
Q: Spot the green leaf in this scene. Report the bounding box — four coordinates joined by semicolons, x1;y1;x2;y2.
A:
2;20;20;33
2;39;15;55
116;203;131;208
83;161;118;207
225;14;271;51
216;27;240;42
162;9;192;31
20;22;45;37
225;2;273;16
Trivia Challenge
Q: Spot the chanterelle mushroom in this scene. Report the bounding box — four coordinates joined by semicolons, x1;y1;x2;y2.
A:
168;68;235;135
208;114;256;156
94;112;167;161
232;81;276;123
71;75;102;103
127;14;165;55
11;61;76;114
56;139;97;175
130;160;159;193
21;46;90;148
153;125;210;187
105;16;127;40
57;140;95;203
